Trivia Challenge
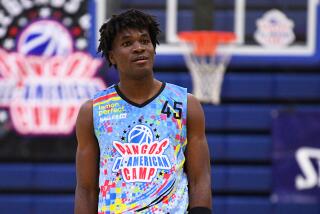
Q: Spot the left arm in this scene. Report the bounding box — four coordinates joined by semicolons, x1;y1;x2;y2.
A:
185;93;212;212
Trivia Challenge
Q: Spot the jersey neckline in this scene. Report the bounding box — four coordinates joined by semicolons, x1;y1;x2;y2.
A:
115;82;166;108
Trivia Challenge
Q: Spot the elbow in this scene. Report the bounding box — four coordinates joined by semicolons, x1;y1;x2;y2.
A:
76;184;99;195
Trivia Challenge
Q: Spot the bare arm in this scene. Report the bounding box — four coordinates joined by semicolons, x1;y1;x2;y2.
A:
186;94;212;211
74;100;100;214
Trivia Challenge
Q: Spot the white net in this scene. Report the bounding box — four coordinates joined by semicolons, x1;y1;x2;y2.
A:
183;44;232;104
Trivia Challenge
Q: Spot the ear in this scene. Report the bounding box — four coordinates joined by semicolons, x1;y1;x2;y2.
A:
108;51;116;65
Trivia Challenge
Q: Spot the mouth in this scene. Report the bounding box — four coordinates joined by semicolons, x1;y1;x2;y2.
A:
132;56;148;63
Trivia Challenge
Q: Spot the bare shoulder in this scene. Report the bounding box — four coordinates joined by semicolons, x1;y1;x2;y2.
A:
76;99;95;143
187;93;205;139
77;100;93;124
187;93;205;121
78;99;93;115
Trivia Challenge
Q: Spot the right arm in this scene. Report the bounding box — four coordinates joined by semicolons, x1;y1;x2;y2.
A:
74;100;100;214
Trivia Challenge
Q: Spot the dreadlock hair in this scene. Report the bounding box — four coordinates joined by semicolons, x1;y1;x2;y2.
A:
98;9;161;66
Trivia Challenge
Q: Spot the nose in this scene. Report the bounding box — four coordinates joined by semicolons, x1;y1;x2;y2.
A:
132;41;145;53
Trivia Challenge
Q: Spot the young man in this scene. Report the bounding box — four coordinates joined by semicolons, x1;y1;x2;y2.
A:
75;9;212;214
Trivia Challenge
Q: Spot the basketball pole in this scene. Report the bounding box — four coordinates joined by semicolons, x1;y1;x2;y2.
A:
166;0;178;43
193;0;213;30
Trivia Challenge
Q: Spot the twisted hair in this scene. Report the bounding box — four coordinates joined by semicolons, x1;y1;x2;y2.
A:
98;9;161;66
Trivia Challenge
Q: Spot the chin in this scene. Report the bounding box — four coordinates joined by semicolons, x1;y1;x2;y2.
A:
131;68;153;80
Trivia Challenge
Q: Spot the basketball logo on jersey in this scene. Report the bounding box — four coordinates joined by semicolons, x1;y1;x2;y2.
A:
112;124;172;183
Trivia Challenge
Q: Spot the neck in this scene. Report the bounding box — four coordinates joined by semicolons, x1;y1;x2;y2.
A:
117;75;162;104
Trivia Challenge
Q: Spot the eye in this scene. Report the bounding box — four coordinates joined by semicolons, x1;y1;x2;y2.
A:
141;39;150;45
122;41;131;47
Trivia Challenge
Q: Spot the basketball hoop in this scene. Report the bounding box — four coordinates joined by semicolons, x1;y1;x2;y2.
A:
178;31;236;104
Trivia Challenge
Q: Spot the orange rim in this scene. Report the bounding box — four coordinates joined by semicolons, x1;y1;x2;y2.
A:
178;31;236;56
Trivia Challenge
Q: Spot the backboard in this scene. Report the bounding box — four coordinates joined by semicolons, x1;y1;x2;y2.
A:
157;0;318;58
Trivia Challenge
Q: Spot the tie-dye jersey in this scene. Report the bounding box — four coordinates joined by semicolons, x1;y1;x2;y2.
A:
93;82;188;214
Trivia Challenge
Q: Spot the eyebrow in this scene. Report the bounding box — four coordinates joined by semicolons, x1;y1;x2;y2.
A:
119;32;149;40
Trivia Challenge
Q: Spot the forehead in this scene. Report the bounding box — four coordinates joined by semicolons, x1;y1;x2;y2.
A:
116;28;150;39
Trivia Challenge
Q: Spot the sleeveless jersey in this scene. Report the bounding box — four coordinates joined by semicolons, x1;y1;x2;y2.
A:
93;82;188;214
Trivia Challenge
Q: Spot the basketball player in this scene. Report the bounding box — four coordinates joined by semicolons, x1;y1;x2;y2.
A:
75;9;212;214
